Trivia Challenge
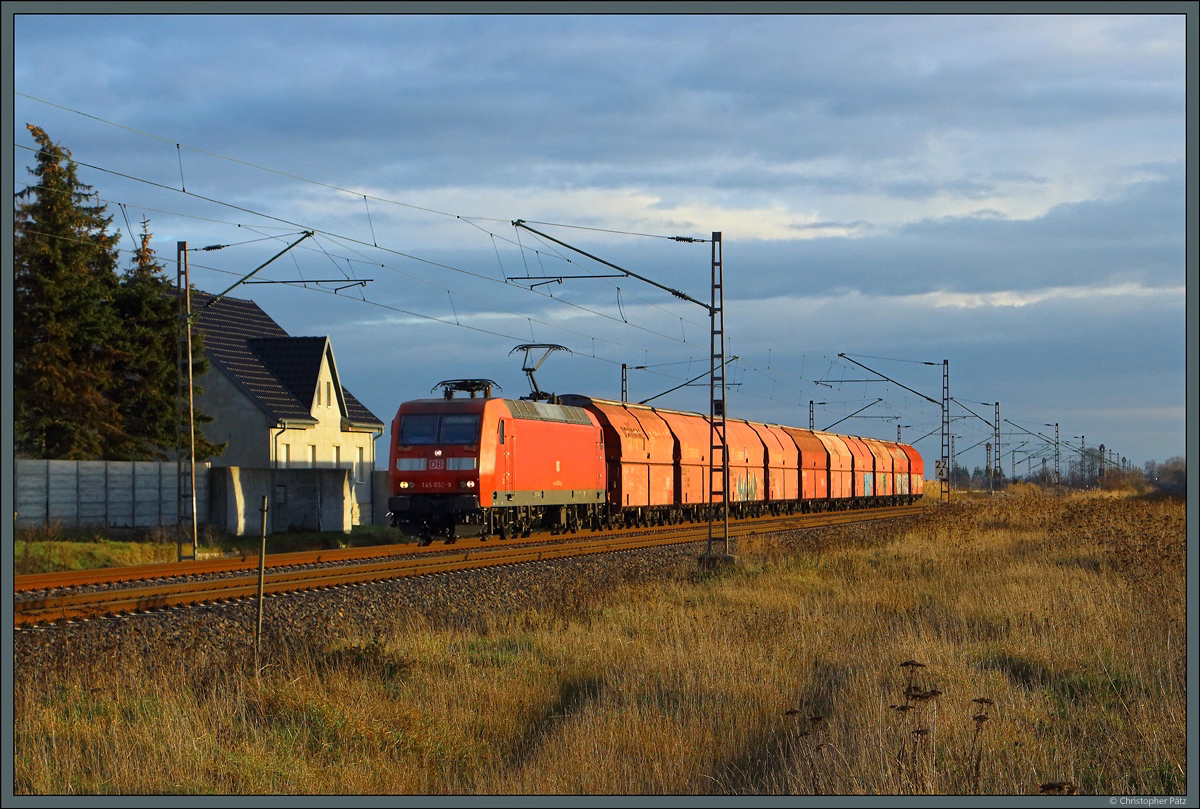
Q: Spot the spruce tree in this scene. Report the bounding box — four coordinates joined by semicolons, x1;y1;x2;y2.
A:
14;125;125;458
111;220;224;461
183;327;226;462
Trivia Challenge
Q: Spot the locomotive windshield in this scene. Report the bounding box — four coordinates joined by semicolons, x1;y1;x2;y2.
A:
398;413;481;445
440;414;481;443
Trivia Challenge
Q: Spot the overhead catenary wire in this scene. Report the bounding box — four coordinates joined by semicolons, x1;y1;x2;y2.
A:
16;221;686;386
513;218;712;242
30;140;712;349
16;109;716;352
17;100;1036;451
511;224;709;332
15;145;717;358
17;92;496;222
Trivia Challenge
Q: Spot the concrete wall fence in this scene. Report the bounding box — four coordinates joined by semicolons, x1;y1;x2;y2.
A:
15;461;385;538
15;459;211;530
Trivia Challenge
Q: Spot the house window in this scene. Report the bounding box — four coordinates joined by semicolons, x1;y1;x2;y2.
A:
282;443;291;468
309;445;317;467
356;447;365;483
327;381;333;407
333;445;341;468
315;384;321;407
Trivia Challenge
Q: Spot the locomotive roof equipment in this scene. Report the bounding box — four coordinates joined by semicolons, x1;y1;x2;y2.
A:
434;379;501;399
510;343;571;403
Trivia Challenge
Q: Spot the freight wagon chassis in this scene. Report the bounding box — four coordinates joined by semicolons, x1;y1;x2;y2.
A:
392;493;921;546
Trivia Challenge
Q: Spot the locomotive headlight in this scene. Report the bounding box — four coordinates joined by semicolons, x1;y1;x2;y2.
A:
398;481;411;489
460;480;476;489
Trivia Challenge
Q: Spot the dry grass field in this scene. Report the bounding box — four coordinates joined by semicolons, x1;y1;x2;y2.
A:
13;486;1187;795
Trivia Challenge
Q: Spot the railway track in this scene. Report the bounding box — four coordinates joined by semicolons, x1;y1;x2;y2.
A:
14;504;923;627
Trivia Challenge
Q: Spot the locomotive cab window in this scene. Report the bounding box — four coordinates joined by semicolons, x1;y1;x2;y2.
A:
440;413;481;444
399;414;439;445
398;413;481;445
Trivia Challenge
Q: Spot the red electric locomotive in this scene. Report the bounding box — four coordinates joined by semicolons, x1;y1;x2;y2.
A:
388;380;605;544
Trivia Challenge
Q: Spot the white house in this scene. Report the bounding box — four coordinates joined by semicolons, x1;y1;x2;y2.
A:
189;291;384;524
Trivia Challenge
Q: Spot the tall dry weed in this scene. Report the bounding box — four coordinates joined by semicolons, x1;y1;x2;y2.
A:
14;491;1186;795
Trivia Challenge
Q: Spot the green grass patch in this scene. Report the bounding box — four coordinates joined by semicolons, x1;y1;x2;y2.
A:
15;522;406;574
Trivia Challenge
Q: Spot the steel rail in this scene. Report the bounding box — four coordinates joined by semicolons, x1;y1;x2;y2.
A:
15;504;922;593
15;505;924;626
13;542;425;592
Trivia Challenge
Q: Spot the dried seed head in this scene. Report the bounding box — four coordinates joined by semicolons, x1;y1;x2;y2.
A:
973;713;990;723
972;697;994;706
784;709;800;716
1039;782;1077;795
892;704;913;713
809;714;825;724
899;660;926;668
912;727;929;737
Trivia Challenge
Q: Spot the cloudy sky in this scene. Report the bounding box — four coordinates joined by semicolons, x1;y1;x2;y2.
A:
9;8;1190;472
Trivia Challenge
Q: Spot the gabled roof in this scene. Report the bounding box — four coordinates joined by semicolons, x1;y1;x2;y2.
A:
188;290;383;430
249;336;328;412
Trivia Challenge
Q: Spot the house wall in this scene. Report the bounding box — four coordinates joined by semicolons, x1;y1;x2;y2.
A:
269;353;379;524
200;348;380;524
195;363;275;468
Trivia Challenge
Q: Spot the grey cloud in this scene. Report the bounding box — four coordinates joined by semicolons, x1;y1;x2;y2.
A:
723;161;1183;298
18;15;1182;192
